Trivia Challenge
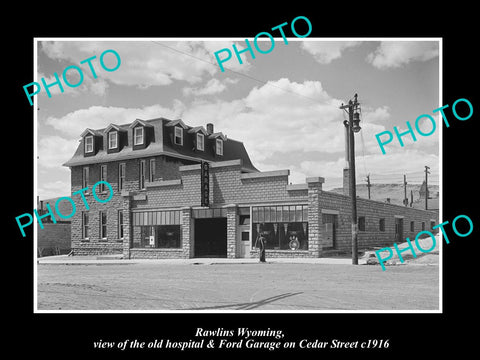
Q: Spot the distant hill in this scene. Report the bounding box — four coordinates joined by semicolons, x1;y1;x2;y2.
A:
329;183;439;206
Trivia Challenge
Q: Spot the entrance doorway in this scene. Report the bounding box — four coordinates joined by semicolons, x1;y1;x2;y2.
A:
395;217;404;243
237;214;251;258
322;213;338;249
194;218;227;257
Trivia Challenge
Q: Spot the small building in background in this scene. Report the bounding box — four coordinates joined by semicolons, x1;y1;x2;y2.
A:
36;197;72;257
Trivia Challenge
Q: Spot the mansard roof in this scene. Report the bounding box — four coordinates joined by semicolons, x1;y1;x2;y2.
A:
63;117;258;172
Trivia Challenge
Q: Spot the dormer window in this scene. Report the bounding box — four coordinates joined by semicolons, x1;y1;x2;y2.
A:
129;120;152;150
174;126;183;145
85;135;94;153
196;133;204;151
216;138;223;156
134;127;144;146
104;124;124;154
108;131;118;149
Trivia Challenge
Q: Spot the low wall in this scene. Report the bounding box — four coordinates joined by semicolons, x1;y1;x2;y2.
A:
129;248;188;259
72;242;123;256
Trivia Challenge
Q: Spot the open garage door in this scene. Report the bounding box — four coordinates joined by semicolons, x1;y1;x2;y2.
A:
194;218;227;258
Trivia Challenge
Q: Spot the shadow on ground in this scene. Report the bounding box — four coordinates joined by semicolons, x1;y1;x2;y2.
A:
185;292;303;310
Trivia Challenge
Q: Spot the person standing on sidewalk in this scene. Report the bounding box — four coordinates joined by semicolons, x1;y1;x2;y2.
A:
255;231;266;263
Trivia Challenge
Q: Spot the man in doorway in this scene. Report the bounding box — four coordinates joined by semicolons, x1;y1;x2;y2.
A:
255;231;266;263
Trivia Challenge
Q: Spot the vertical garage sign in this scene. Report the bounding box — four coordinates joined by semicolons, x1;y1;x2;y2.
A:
201;161;209;207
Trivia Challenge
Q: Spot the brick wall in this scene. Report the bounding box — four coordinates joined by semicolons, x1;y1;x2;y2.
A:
307;178;323;257
318;190;439;252
133;161;308;211
226;205;237;258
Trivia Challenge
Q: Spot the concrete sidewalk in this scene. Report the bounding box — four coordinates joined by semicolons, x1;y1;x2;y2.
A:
37;254;365;265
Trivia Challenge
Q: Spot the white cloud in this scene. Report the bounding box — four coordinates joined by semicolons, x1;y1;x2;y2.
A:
362;106;391;123
45;104;180;138
183;78;239;97
181;78;401;171
300;41;361;64
40;40;250;90
37;72;109;98
38;135;79;169
366;41;439;69
202;41;252;73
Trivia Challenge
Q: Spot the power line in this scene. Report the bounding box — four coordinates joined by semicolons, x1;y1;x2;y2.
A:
149;40;320;103
359;128;369;177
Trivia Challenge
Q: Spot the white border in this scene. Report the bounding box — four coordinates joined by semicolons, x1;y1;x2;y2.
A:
33;37;442;314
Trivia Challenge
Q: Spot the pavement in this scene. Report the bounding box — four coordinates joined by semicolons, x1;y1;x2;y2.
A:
37;254;365;265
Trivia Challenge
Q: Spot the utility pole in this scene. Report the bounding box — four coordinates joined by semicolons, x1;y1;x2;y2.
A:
340;94;362;265
410;190;413;207
367;174;372;200
366;174;371;199
424;166;430;210
403;174;408;206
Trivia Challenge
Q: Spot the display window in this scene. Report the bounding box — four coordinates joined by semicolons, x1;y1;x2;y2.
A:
136;225;182;249
252;205;308;250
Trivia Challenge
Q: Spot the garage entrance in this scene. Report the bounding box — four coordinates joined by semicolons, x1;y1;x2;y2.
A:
194;218;227;258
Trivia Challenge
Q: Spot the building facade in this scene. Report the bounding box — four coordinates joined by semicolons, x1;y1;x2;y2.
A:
64;117;439;259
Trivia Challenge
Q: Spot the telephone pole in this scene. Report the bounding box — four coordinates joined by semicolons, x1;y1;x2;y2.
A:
424;166;430;210
366;174;371;199
403;174;408;206
340;94;362;265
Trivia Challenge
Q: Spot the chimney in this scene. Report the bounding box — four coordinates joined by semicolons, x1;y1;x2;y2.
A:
206;123;214;135
386;198;391;204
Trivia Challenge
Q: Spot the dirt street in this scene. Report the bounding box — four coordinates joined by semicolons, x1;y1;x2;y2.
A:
37;261;439;311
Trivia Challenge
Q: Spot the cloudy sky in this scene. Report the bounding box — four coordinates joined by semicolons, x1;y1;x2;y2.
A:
35;38;440;199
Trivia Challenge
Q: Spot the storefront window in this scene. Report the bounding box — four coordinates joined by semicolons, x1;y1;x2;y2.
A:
137;225;181;248
251;205;308;251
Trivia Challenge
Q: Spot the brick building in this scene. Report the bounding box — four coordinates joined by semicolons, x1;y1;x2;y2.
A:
63;117;438;259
